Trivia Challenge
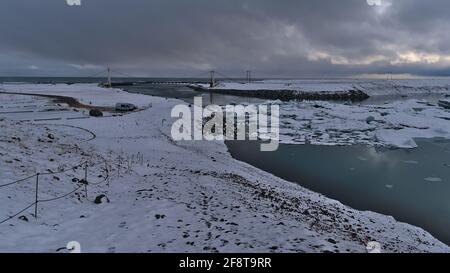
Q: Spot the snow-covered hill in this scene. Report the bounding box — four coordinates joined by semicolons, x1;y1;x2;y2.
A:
0;83;154;108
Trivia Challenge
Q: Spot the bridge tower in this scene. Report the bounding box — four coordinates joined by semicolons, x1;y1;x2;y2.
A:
107;67;112;88
210;70;215;87
246;70;252;83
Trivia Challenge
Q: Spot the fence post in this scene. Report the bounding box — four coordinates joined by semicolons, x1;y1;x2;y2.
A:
34;174;39;219
84;162;88;199
105;161;110;187
117;156;121;178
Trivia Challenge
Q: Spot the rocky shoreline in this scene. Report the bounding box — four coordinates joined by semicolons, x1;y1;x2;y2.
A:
189;85;370;102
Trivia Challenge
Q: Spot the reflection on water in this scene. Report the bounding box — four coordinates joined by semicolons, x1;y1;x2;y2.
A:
226;138;450;245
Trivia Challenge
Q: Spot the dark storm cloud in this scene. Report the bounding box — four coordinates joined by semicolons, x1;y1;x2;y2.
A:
1;0;450;77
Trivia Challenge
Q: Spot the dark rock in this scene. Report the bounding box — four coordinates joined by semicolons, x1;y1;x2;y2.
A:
94;194;110;204
78;179;88;185
366;116;376;124
190;86;369;102
18;215;28;222
155;214;166;220
89;109;103;117
327;238;337;244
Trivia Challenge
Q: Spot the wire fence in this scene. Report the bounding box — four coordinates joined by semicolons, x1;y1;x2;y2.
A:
0;158;112;225
0;174;37;188
0;151;147;225
0;202;37;225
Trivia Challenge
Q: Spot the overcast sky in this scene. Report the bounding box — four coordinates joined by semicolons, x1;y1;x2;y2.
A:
1;0;450;78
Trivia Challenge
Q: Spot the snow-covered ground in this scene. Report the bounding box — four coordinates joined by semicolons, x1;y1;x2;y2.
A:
0;84;449;253
0;83;154;108
194;79;450;97
0;93;100;121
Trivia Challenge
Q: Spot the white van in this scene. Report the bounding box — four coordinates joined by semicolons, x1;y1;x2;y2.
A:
115;103;137;112
438;99;450;110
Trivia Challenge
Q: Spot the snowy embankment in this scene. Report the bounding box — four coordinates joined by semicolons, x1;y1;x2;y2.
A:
0;83;154;108
191;80;369;101
0;84;449;253
359;79;450;96
192;78;450;99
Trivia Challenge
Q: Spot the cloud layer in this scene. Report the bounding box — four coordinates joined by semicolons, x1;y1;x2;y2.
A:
1;0;450;77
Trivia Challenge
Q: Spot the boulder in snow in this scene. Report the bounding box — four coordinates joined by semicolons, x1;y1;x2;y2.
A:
94;194;110;204
366;116;376;124
89;109;103;117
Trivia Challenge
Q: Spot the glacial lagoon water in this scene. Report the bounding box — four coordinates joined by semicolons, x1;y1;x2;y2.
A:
226;139;450;245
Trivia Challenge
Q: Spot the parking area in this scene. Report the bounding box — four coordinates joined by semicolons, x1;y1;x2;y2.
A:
0;93;104;122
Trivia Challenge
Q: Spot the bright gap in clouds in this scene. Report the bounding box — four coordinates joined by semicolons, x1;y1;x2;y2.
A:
367;0;382;6
367;0;392;15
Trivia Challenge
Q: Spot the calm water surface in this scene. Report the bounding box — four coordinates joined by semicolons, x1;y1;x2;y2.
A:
227;139;450;245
